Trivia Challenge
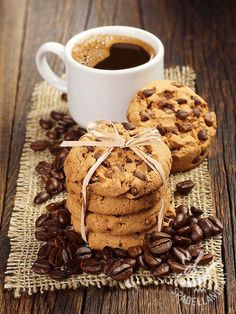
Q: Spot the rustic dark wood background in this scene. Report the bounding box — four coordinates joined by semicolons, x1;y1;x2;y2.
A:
0;0;235;313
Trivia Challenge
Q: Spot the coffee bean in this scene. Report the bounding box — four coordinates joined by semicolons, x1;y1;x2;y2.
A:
188;216;198;225
144;252;162;268
50;169;65;181
30;140;49;151
176;110;189;120
46;177;62;195
55;125;67;134
161;226;176;236
190;206;203;216
158;252;170;262
175;205;189;215
49;141;63;156
110;262;133;281
198;129;208;141
177;98;187;104
37;244;53;259
39;118;53;130
176;226;191;236
61;93;68;101
41;174;50;184
46;129;60;140
32;258;51;274
49;248;63;267
34;191;51;204
103;259;122;276
150;231;172;241
151;263;170;277
173;235;192;246
35;213;50;227
148;238;172;255
65;230;84;245
172;214;188;229
54;234;66;249
46;201;64;211
193;107;201;117
80;258;102;274
204;113;214;126
157;126;167;136
176;180;195;194
133;170;146;181
64;130;79;141
35;161;52;175
49;269;67;280
76;246;92;259
62;115;76;125
114;248;128;258
172;247;191;264
64;259;81;275
197;253;213;265
58;210;71;227
137;255;149;269
122;258;137;268
76;127;87;138
191;224;204;243
198;218;214;237
51;111;65;120
169;261;187;273
187;244;203;257
127;246;143;258
208;216;223;235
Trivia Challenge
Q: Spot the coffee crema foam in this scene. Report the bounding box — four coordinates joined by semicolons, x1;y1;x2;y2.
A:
71;34;156;68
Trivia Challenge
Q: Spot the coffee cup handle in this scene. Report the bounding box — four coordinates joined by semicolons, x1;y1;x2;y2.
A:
36;42;67;92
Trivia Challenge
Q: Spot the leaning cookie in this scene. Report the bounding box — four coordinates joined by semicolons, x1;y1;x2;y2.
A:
64;122;172;198
127;80;217;172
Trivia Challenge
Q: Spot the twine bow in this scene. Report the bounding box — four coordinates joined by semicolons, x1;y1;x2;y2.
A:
61;120;166;242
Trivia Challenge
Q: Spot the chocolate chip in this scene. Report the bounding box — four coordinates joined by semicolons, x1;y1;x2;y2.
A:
30;140;49;152
176;205;189;215
193;107;201;117
140;111;150;122
162;90;173;99
177;98;187;104
34;191;51;204
121;122;135;130
176;110;189;120
198;130;208;141
133;170;146;181
176;180;195;194
176;122;193;132
171;81;184;88
39;118;53;130
192;156;200;164
129;187;138;196
157;126;167;136
151;263;170;277
194;98;201;106
204;113;214;126
61;93;68;101
35;161;52;175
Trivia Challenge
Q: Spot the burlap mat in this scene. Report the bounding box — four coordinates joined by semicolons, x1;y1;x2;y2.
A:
4;66;224;297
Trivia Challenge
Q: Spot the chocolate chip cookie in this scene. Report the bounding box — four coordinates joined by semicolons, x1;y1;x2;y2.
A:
127;80;217;172
64;122;172;198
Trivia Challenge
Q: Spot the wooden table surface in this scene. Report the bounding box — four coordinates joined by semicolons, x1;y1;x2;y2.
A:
0;0;235;313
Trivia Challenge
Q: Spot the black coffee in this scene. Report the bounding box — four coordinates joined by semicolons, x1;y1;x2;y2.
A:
72;34;155;70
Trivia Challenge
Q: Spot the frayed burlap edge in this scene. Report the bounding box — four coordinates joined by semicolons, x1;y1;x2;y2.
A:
4;66;225;297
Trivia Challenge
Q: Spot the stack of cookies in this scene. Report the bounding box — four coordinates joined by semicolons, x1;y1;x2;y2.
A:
64;122;173;250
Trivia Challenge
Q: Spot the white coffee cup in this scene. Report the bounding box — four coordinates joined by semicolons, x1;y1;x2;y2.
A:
36;26;164;128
